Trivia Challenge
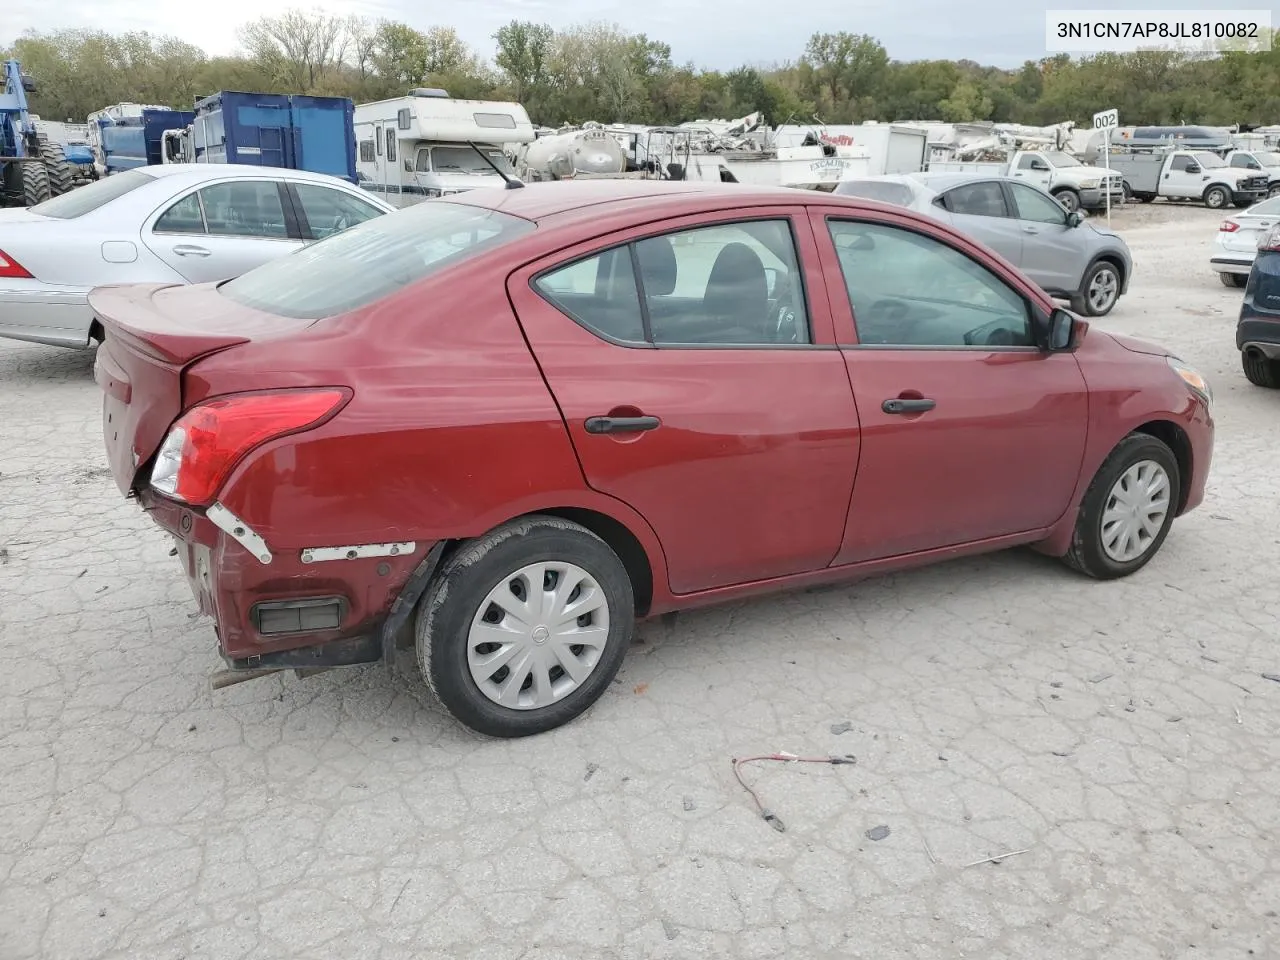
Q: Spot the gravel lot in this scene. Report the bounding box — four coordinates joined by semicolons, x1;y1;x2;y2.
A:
2;201;1278;960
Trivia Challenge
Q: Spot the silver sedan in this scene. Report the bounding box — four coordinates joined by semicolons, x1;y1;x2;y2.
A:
0;164;394;348
835;172;1133;316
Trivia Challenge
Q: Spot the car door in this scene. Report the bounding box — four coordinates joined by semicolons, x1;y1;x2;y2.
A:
935;180;1024;266
1005;181;1084;295
812;210;1088;564
286;182;389;241
143;178;303;284
507;209;861;595
1011;152;1053;191
1162;154;1199;199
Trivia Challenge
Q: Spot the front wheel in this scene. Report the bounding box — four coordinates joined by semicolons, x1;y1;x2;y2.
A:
1204;186;1230;209
1062;434;1180;579
1054;189;1081;213
416;515;635;737
1072;260;1121;316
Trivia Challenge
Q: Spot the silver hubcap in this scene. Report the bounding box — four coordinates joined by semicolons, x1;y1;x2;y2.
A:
1100;460;1171;563
1207;190;1226;208
467;561;610;710
1088;268;1118;312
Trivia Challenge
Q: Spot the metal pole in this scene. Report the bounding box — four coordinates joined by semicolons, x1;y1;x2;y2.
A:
1105;128;1112;229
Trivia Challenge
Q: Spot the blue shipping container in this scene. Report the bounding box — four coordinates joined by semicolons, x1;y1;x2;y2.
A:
191;91;357;183
99;109;194;172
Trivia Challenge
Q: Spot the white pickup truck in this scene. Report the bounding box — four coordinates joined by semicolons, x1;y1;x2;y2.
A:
927;149;1125;212
1224;149;1280;198
1109;149;1269;209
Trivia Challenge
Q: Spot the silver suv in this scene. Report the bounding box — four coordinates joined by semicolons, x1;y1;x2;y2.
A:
836;173;1133;317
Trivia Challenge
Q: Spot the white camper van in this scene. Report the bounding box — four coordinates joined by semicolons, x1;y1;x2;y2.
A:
354;88;535;206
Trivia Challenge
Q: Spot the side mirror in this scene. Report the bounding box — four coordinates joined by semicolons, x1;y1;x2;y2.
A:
1185;164;1201;174
1033;305;1077;351
403;159;413;172
1068;209;1086;227
1250;162;1263;170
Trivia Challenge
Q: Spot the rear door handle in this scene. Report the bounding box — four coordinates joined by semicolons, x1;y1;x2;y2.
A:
882;398;936;415
172;244;211;257
584;415;661;434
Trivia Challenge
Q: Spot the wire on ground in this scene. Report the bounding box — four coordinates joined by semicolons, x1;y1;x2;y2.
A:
731;752;857;833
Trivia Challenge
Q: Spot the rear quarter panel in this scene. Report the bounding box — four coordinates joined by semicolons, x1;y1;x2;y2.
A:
186;251;670;577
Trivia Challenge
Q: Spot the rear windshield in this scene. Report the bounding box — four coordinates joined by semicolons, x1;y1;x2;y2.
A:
219;201;535;319
30;169;155;218
834;180;914;206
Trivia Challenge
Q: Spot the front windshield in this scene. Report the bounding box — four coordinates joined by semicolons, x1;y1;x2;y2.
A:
1195;152;1227;168
428;145;515;176
1260;152;1280;166
1044;151;1081;167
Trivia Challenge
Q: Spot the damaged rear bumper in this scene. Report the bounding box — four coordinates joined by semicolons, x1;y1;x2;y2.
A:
139;490;435;667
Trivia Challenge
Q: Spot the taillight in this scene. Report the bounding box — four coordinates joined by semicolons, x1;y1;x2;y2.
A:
1260;225;1280;252
150;389;350;505
0;248;32;278
1220;220;1240;233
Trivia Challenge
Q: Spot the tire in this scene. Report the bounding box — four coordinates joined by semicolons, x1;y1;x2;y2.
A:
1219;272;1247;288
20;159;50;206
1121;181;1133;202
416;515;635;737
1054;189;1081;213
1072;259;1122;317
1241;350;1280;388
37;135;74;196
1203;185;1230;209
1062;433;1181;580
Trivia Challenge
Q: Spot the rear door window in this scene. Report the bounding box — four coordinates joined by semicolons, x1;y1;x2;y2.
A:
198;181;290;238
153;192;207;234
943;182;1011;218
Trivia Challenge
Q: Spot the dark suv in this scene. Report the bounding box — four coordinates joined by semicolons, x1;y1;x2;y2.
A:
1237;225;1280;387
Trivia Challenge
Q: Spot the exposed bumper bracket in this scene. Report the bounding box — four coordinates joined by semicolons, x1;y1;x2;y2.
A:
207;502;272;565
301;541;416;563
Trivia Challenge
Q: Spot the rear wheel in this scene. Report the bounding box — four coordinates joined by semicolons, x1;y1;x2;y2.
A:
20;159;50;206
416;515;635;737
1242;350;1280;388
1062;433;1180;579
1220;272;1247;288
37;135;74;196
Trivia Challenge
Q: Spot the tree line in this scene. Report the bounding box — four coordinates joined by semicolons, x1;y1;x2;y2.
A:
6;12;1280;131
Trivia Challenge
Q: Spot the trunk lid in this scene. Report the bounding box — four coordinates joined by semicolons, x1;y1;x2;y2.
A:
92;281;315;494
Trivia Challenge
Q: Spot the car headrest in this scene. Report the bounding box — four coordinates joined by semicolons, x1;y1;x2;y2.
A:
635;236;677;296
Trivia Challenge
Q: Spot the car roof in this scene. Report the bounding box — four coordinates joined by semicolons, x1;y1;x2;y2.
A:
910;171;1010;190
444;179;826;223
135;163;358;188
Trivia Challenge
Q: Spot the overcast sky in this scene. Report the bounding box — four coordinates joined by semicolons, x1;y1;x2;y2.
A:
2;0;1268;69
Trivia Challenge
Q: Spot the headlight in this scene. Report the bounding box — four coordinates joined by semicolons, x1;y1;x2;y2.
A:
1167;356;1212;406
1079;179;1100;189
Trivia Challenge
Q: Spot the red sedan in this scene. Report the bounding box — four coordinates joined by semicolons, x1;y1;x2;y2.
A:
93;181;1214;737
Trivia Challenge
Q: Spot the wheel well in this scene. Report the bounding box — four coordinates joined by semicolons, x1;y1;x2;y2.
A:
1133;420;1193;514
530;507;655;617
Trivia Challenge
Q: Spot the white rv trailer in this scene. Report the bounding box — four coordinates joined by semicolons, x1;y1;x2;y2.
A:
354;88;535;206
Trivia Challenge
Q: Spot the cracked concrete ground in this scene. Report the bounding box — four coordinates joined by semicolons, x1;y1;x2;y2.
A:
2;202;1279;960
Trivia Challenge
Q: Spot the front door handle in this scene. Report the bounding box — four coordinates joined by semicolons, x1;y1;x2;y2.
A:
882;398;936;415
173;244;211;257
1023;226;1039;234
584;415;661;434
